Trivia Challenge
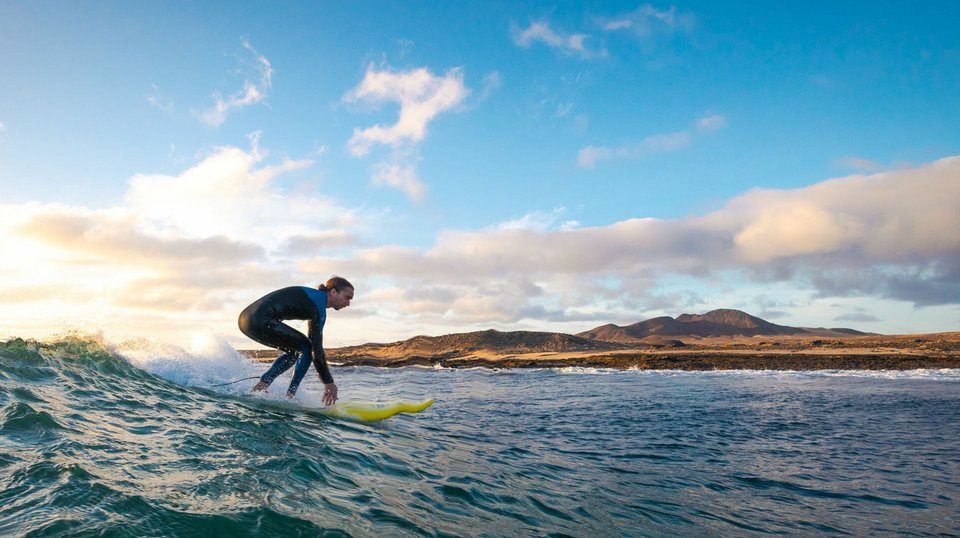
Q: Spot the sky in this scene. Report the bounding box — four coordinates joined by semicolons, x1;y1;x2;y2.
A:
1;1;959;348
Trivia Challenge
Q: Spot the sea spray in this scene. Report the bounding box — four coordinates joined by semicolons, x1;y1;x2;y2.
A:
112;332;251;388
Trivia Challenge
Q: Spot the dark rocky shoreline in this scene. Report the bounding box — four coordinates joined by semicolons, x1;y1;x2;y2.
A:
240;349;960;371
335;353;960;370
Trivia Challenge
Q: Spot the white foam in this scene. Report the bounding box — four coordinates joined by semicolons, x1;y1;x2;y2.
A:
814;368;960;381
526;366;960;381
112;332;256;388
554;366;619;375
624;368;960;381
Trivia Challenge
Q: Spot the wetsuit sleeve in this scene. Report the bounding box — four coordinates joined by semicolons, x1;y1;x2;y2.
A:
308;319;333;384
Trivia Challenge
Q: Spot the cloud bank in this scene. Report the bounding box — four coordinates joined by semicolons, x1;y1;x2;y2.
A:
2;145;957;343
0;138;363;341
304;156;960;325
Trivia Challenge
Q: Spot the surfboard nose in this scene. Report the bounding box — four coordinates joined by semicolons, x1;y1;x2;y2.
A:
399;399;434;413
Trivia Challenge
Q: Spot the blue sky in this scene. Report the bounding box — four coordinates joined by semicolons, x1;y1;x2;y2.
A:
1;1;959;346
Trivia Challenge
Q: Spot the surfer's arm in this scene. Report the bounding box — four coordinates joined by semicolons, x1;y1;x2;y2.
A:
313;343;338;406
307;303;336;405
308;319;334;385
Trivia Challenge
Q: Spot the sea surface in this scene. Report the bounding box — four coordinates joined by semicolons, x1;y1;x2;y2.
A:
1;335;959;537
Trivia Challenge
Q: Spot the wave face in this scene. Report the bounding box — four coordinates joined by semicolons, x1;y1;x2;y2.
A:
2;335;960;536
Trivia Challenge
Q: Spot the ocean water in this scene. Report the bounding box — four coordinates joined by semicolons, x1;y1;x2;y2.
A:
1;335;959;537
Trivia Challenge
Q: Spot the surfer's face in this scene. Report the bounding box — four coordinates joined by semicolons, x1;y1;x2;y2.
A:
329;287;354;310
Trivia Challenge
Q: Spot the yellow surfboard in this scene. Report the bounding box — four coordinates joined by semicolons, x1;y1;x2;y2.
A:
321;398;435;422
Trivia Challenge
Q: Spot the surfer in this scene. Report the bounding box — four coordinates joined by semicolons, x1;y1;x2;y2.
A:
238;276;354;405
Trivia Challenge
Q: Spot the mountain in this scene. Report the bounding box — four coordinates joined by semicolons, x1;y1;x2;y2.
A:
576;309;867;342
332;328;624;360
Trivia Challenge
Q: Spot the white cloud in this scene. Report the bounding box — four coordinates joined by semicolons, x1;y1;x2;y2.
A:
720;157;960;263
731;203;864;262
343;64;470;202
578;114;724;168
600;4;695;38
146;84;175;114
0;121;6;131
198;39;273;127
13;206;263;263
513;21;582;50
372;163;427;202
478;71;503;101
835;156;881;171
124;134;342;245
277;231;360;255
512;21;606;59
513;5;693;64
496;206;575;231
696;114;727;133
344;65;470;156
576;146;613;169
578;131;691;168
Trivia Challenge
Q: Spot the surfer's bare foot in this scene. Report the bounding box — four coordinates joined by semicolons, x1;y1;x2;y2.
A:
251;380;269;392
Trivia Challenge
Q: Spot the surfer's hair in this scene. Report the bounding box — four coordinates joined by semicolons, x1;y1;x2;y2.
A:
319;276;353;292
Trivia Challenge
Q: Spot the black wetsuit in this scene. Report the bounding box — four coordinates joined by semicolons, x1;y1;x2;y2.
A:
237;286;332;395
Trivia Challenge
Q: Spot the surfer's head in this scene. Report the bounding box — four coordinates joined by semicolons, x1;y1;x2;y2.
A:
320;276;354;310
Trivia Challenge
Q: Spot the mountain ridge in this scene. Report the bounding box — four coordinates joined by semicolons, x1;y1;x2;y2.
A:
576;308;842;342
329;309;871;356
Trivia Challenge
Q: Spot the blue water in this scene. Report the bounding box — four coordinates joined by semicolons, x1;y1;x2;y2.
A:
1;336;959;536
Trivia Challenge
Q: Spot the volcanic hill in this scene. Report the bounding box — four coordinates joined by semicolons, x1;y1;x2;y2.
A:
329;329;625;364
576;308;867;343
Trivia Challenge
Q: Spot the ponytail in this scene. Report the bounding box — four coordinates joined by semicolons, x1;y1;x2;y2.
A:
318;276;354;292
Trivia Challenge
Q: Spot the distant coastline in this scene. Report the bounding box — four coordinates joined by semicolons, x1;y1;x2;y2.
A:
239;308;960;371
241;332;960;371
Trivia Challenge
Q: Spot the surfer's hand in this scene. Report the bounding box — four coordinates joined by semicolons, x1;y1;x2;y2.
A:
323;382;338;406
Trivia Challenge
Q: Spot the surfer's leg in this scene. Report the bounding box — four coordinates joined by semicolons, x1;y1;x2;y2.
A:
286;345;313;397
256;352;297;388
242;319;311;391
